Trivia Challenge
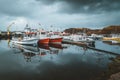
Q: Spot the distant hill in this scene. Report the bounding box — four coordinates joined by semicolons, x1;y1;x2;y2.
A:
64;25;120;35
64;28;90;34
101;25;120;34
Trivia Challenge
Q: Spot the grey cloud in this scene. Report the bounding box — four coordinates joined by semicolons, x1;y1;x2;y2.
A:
36;0;57;5
36;0;120;14
0;0;35;17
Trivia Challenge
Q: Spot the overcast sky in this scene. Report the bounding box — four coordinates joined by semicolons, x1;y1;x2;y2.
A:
0;0;120;31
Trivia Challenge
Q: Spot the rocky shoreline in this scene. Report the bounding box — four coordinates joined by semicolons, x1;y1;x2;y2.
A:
92;55;120;80
108;55;120;80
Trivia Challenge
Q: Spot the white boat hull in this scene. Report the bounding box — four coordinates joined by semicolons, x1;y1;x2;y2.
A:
12;38;38;45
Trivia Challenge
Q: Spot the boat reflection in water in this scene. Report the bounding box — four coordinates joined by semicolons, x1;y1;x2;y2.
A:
103;40;120;46
12;42;67;62
49;43;63;55
23;52;36;62
38;43;65;56
12;43;39;62
1;40;118;80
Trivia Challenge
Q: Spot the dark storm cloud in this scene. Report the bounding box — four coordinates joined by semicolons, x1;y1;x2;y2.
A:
0;0;119;31
36;0;120;14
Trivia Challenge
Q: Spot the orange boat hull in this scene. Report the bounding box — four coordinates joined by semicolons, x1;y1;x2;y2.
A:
37;38;50;45
49;38;62;44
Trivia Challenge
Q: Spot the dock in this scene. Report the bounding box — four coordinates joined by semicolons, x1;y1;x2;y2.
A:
62;40;120;56
62;39;88;47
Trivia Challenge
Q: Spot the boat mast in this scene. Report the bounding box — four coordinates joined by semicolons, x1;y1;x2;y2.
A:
38;23;42;39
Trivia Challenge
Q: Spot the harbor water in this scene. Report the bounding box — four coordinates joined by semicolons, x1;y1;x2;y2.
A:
0;40;119;80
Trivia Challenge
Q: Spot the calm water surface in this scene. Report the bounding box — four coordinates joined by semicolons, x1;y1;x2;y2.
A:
0;40;118;80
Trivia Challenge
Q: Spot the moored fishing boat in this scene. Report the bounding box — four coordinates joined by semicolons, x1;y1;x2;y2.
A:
48;25;63;44
68;34;95;47
12;24;50;45
37;24;50;45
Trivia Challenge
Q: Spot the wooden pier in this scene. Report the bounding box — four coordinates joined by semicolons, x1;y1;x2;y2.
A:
62;40;120;56
62;40;87;47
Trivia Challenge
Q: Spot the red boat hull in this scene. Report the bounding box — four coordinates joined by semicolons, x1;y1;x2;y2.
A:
49;38;62;44
37;38;50;45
